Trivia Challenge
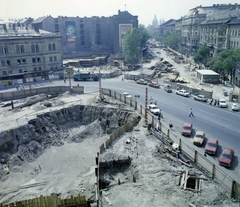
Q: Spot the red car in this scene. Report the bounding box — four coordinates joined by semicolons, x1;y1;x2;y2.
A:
218;148;234;167
148;82;160;88
181;123;192;136
204;138;218;155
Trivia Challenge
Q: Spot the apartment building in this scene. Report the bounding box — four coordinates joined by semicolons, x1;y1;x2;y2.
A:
31;10;138;58
0;19;62;86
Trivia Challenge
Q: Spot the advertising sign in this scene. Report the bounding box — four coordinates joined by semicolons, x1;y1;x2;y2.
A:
66;21;76;44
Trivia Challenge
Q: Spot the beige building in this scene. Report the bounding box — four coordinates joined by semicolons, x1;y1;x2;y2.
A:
0;19;63;86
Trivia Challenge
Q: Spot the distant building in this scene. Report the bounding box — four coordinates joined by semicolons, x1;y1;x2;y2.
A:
0;18;63;86
31;10;138;58
152;15;158;26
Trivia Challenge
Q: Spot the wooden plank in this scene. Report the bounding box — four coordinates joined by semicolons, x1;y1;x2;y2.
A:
180;173;185;188
184;170;189;190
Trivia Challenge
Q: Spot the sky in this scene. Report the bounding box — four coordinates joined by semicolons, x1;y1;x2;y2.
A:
0;0;238;26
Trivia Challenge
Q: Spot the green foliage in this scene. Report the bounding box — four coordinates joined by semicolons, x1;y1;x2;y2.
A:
122;26;151;64
193;46;210;65
211;49;240;82
162;32;179;50
122;28;142;64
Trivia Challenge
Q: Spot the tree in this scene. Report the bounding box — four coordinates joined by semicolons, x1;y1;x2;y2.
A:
162;32;179;50
138;24;151;48
193;46;210;65
122;28;142;64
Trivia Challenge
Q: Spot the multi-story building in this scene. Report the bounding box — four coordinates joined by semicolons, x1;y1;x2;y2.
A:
31;10;138;58
159;4;240;56
0;19;62;86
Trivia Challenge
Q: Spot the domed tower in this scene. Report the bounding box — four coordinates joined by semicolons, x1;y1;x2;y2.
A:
152;14;158;26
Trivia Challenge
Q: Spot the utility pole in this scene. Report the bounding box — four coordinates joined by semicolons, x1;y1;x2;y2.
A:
66;67;73;94
99;70;102;100
145;87;148;126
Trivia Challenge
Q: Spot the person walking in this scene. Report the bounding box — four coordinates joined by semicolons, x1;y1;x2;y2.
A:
158;110;162;122
189;108;194;117
169;121;173;130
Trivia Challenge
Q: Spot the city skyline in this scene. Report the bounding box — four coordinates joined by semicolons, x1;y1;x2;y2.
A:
0;0;238;26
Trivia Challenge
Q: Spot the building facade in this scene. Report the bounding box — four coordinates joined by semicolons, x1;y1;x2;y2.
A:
0;19;62;86
31;10;138;58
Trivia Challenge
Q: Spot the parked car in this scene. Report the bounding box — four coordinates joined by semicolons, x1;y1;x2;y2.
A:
193;131;205;146
148;104;160;115
176;89;190;97
181;123;193;136
136;79;148;85
122;92;132;98
219;99;227;108
231;103;239;111
164;84;172;93
204;138;218;155
149;82;160;88
218;148;234;167
194;95;208;102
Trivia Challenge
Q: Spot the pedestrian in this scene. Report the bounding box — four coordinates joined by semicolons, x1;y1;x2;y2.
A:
122;75;124;81
169;121;173;130
189;108;194;117
154;100;157;105
64;77;66;83
217;99;219;106
214;99;217;106
150;97;153;104
158;110;161;121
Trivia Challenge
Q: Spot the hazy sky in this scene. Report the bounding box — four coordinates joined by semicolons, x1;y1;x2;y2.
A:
0;0;238;26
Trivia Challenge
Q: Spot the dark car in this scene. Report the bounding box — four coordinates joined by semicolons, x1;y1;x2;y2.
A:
181;123;193;136
218;148;234;167
194;95;208;102
204;138;218;155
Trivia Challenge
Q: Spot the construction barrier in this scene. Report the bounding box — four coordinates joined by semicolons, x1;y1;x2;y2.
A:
0;194;88;207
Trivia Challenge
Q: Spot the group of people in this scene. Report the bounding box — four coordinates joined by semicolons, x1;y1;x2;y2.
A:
209;99;219;106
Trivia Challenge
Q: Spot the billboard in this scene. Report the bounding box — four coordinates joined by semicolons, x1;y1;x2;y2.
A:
65;21;76;44
119;24;132;47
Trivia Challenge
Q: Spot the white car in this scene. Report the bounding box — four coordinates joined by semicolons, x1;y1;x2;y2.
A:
219;99;227;108
148;104;160;115
176;89;190;97
231;103;239;111
122;92;132;98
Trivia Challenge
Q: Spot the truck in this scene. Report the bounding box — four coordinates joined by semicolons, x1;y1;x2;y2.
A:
73;72;91;81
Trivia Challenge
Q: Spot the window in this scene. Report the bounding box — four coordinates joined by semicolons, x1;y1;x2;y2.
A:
54;66;58;69
36;44;39;52
2;71;7;75
52;43;56;50
33;67;37;71
38;67;42;71
37;57;41;63
48;43;52;51
54;56;57;61
0;46;3;55
22;59;26;64
3;46;8;54
19;69;23;73
32;58;36;63
238;30;240;36
16;45;20;53
17;59;21;65
20;45;24;53
49;57;53;62
8;70;12;74
31;44;35;53
235;30;237;36
6;60;11;66
1;60;5;66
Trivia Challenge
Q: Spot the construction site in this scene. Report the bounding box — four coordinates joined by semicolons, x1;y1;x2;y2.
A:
0;82;238;207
